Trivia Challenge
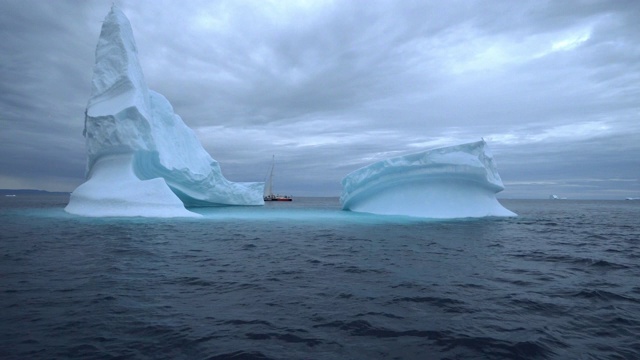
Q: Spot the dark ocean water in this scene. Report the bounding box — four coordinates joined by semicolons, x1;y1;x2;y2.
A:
1;195;639;360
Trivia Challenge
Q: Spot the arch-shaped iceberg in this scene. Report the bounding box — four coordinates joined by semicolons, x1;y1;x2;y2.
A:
340;140;516;218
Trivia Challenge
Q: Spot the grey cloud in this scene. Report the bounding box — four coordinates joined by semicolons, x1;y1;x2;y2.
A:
0;0;638;198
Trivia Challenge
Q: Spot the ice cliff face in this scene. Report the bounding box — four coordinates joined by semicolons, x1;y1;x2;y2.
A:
66;6;263;217
341;140;516;218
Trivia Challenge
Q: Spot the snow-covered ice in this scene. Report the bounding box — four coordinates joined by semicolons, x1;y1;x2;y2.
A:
65;6;263;217
340;140;516;218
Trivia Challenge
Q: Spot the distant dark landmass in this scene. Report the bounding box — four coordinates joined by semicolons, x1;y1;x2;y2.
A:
0;189;70;195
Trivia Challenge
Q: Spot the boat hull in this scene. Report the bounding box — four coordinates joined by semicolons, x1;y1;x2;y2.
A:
264;196;292;202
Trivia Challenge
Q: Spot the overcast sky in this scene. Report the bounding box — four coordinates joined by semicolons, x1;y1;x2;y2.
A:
1;0;638;199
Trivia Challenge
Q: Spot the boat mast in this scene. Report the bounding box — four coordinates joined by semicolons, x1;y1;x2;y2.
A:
265;155;275;197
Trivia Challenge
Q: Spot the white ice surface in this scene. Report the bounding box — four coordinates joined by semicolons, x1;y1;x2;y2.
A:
340;140;516;218
66;6;262;217
65;155;199;218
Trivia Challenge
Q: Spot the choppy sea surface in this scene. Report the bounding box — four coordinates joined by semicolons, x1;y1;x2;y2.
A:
1;194;639;360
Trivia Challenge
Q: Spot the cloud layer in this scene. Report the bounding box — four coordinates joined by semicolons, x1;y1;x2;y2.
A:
1;0;638;198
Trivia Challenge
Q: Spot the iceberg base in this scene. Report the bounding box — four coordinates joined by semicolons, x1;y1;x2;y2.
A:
65;154;200;218
344;180;516;219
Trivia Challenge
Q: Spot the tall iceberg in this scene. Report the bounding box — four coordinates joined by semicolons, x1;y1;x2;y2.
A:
65;6;263;217
340;140;516;218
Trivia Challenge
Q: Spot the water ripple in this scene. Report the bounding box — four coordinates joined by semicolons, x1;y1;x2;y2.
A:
1;197;639;359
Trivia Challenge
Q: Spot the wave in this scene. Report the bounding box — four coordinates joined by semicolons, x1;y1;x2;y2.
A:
389;296;471;313
313;319;557;358
206;350;274;360
571;289;640;303
510;252;629;270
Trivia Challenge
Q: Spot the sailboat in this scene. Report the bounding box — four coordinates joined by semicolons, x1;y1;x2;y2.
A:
264;156;292;201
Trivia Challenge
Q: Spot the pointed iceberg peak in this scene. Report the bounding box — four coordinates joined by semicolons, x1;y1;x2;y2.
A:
66;7;264;217
88;4;149;116
340;140;516;219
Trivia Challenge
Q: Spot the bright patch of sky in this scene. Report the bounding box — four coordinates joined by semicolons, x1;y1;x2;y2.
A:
443;26;592;75
550;30;591;51
193;0;335;32
487;121;612;145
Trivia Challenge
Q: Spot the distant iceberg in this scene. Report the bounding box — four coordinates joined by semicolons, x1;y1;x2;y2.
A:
340;140;516;218
65;6;263;218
